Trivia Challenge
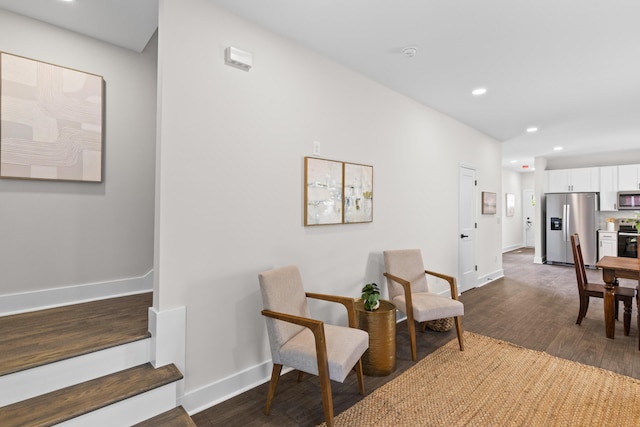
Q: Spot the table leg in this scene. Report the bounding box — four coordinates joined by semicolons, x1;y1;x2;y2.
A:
602;268;616;339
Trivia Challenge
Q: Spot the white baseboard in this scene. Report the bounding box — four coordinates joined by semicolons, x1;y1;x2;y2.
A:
502;243;524;253
180;360;279;415
149;306;187;398
534;256;545;264
0;271;153;316
476;269;504;287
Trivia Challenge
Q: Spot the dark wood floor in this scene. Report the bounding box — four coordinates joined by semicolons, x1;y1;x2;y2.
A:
192;248;640;426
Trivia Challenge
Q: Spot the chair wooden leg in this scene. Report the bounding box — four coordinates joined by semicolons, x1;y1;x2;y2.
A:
406;311;418;361
576;296;588;325
317;361;334;427
297;371;304;382
264;364;282;415
622;298;632;336
454;316;464;351
354;358;365;395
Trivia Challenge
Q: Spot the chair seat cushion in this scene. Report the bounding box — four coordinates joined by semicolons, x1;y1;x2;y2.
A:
279;324;369;383
393;292;464;322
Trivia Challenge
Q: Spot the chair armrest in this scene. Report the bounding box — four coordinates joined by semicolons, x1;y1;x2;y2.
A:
383;272;414;311
261;309;330;385
261;309;324;331
383;272;411;293
425;269;460;300
305;292;358;328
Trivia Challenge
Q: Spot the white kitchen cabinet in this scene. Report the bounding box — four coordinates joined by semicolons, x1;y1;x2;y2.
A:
598;231;618;260
618;164;640;191
546;167;600;193
599;166;618;210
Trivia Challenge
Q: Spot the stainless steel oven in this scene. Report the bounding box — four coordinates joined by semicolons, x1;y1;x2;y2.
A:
618;219;638;258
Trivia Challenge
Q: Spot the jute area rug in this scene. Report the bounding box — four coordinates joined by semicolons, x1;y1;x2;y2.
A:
321;332;640;426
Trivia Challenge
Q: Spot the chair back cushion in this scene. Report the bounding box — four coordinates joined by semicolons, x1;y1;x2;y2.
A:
259;265;311;364
383;249;430;300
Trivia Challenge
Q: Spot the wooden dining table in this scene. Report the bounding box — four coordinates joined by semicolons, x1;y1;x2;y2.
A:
595;256;640;339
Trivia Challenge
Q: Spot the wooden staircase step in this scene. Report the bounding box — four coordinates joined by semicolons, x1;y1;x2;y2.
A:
0;292;152;376
133;406;197;427
0;363;182;427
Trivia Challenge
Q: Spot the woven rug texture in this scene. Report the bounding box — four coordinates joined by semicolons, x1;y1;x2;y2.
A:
321;332;640;426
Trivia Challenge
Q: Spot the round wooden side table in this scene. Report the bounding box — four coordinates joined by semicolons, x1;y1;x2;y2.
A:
354;299;396;376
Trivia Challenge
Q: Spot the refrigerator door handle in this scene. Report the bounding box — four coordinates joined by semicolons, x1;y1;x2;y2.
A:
564;204;570;242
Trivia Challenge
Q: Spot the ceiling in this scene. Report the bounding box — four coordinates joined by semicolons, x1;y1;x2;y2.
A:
2;0;639;173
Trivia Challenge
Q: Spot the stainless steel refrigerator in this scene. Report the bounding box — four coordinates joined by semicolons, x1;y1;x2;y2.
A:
546;192;599;266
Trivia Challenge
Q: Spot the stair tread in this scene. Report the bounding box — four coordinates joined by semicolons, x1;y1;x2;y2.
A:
133;406;197;427
0;362;183;427
0;292;152;376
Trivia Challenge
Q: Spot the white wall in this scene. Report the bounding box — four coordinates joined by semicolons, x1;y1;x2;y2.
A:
501;169;523;251
156;0;502;408
0;10;157;297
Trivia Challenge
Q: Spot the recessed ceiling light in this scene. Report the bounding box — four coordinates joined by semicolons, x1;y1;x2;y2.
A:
553;146;563;151
471;88;487;96
526;127;538;133
510;160;517;163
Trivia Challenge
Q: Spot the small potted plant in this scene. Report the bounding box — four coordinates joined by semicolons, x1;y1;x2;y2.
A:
361;283;380;311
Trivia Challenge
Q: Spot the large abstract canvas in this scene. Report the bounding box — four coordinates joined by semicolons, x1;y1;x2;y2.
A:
0;52;104;182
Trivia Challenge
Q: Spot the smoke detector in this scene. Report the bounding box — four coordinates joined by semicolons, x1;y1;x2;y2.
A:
225;46;253;71
401;46;418;58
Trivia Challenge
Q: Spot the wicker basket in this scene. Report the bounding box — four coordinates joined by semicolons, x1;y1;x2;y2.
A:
425;317;454;332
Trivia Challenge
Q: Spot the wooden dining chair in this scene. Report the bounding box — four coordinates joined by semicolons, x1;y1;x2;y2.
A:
570;233;635;335
258;265;369;427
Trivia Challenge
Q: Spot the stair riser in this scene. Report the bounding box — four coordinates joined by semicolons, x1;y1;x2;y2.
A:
58;382;178;427
0;339;150;407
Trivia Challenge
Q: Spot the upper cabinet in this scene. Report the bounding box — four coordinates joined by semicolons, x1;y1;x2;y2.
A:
599;166;618;211
618;164;640;191
546;167;600;193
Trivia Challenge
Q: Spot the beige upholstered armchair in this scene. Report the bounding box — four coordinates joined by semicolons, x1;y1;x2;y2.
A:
383;249;464;361
258;265;369;427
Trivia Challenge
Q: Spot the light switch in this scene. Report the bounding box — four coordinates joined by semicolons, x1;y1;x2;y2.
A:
313;141;321;155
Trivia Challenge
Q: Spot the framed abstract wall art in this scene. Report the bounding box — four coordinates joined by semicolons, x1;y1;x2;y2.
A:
0;52;104;182
506;193;515;217
304;157;344;225
482;191;497;215
344;162;373;223
304;157;374;226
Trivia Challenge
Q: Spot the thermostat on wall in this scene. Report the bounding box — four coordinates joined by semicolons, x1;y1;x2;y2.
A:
225;47;253;71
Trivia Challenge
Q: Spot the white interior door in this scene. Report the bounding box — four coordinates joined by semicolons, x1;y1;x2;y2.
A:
523;189;536;247
458;165;477;293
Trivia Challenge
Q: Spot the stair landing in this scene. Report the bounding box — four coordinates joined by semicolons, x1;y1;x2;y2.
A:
0;292;152;376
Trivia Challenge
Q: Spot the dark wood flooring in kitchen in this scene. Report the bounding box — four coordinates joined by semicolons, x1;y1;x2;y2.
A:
192;248;640;426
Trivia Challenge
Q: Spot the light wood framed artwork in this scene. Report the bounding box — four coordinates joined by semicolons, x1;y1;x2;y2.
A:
482;191;497;215
0;52;104;182
506;193;515;217
304;157;344;226
344;162;373;223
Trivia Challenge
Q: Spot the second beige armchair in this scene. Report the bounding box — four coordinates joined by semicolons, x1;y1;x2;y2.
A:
383;249;464;361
